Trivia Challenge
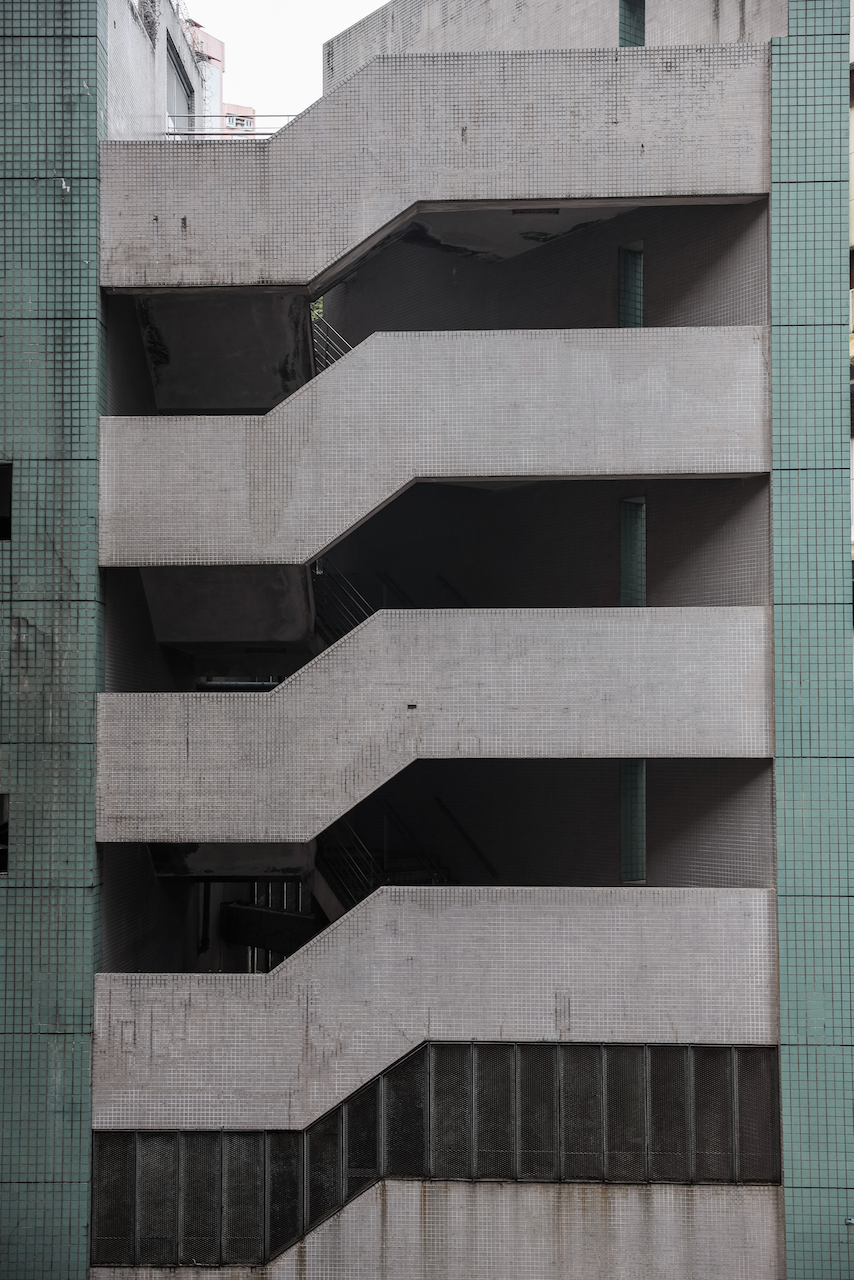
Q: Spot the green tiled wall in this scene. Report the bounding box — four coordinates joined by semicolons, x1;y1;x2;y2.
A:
0;0;105;1275
773;3;854;1275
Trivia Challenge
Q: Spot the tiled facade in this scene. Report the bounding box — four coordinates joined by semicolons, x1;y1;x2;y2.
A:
4;1;852;1278
99;326;770;566
97;607;772;842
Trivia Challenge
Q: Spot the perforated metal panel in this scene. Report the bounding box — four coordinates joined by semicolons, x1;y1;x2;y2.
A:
736;1047;781;1183
694;1047;734;1182
561;1044;603;1181
384;1046;428;1176
605;1045;646;1181
474;1043;515;1179
518;1044;559;1180
92;1132;135;1265
648;1047;689;1182
222;1132;264;1264
431;1043;472;1178
179;1131;221;1265
92;1040;781;1265
268;1132;302;1257
137;1133;178;1265
346;1082;380;1198
307;1110;342;1227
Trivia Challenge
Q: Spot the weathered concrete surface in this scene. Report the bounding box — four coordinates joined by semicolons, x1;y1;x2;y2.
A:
100;46;770;289
99;327;770;567
92;885;778;1129
96;607;772;843
324;0;786;92
140;565;314;644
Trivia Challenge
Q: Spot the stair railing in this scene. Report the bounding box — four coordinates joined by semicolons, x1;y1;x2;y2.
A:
311;559;375;644
311;315;353;373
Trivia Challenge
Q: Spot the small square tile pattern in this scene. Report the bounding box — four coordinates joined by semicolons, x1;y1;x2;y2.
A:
99;45;771;289
770;5;854;1278
0;1;104;1276
99;327;771;568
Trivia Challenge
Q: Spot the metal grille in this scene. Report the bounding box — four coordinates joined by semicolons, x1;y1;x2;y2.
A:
222;1132;264;1264
737;1047;781;1183
384;1046;428;1176
605;1046;646;1181
137;1133;177;1265
474;1043;515;1179
91;1131;135;1265
346;1082;380;1198
306;1110;342;1227
694;1047;734;1182
92;1041;781;1264
561;1045;603;1181
179;1131;221;1265
431;1044;472;1178
648;1047;690;1182
518;1044;559;1180
268;1132;301;1256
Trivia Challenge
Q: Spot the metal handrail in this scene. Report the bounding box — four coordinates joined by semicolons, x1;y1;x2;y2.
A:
312;559;374;643
311;315;353;373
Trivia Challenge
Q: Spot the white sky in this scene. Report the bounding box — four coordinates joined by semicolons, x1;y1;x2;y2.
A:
186;0;383;118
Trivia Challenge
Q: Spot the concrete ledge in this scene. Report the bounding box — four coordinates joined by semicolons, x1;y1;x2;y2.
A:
96;606;773;843
100;46;770;289
92;886;778;1130
99;327;771;567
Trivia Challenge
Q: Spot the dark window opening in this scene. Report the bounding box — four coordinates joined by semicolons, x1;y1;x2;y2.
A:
92;1042;780;1265
0;795;8;873
0;465;11;540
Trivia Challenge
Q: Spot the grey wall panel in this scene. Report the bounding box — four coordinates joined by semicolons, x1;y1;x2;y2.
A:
92;886;778;1130
323;0;786;92
91;1183;783;1279
100;47;770;289
99;328;771;568
96;607;773;844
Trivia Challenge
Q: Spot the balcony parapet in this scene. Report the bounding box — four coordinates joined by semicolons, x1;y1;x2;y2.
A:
92;885;777;1130
100;327;770;567
100;45;770;290
96;606;772;844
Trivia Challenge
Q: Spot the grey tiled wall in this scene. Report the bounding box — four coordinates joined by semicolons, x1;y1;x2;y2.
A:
92;886;778;1130
323;0;786;92
99;328;770;568
99;47;770;289
96;607;772;843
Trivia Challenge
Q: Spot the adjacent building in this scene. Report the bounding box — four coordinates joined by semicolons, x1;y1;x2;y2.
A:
1;0;851;1276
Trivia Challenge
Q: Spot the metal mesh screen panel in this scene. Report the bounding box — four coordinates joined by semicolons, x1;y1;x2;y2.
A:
518;1044;559;1180
307;1110;342;1227
648;1047;689;1182
431;1044;472;1178
222;1132;264;1264
137;1133;178;1265
694;1047;734;1182
736;1048;781;1182
346;1082;380;1198
179;1131;221;1266
92;1131;135;1265
605;1046;646;1181
384;1046;428;1176
474;1044;515;1179
268;1132;302;1257
561;1045;603;1181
